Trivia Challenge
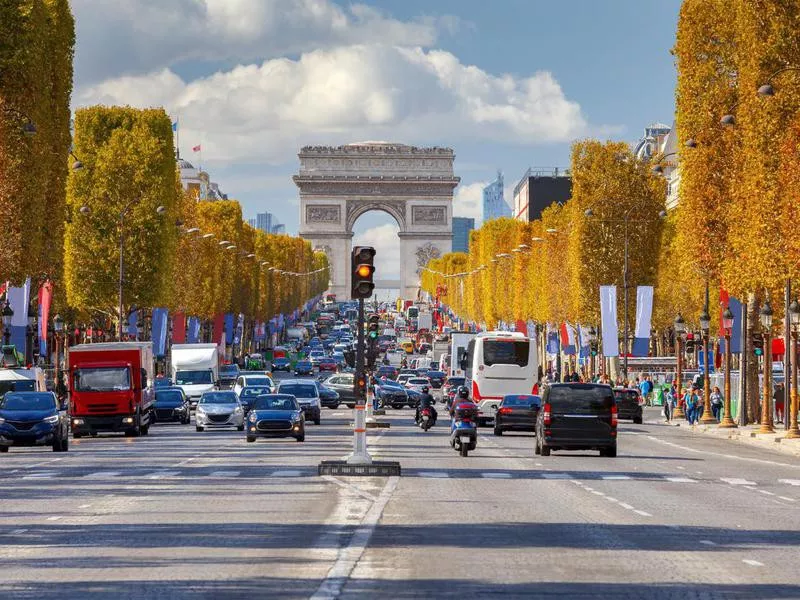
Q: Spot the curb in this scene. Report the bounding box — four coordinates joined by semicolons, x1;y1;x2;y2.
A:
646;419;800;457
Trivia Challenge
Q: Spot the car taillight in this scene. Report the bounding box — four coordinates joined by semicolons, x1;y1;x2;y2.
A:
471;381;481;401
498;407;513;415
543;403;551;427
611;404;618;428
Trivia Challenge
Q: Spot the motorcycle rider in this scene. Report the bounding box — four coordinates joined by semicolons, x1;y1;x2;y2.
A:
449;385;470;416
415;385;438;425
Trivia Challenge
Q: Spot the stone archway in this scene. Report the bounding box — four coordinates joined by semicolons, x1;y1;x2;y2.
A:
295;142;459;299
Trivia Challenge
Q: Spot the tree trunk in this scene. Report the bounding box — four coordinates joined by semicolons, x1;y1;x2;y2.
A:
746;292;759;425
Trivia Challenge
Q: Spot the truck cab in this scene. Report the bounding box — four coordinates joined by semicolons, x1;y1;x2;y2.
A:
171;343;220;409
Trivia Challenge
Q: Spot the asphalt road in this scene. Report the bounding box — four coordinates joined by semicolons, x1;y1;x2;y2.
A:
2;381;800;599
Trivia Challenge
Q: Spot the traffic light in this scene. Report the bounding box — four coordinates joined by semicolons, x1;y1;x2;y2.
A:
354;372;367;400
367;315;380;341
589;339;598;357
351;246;376;299
753;332;764;356
685;333;695;355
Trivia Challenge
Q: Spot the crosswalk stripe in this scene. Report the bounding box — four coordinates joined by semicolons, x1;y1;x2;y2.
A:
542;473;571;479
144;471;180;479
721;477;756;486
208;470;240;478
481;472;512;479
418;471;448;478
271;470;303;477
779;479;800;486
83;471;121;479
601;475;632;480
665;476;697;483
22;472;55;479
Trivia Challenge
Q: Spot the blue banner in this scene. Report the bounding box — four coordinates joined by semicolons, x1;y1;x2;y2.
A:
697;347;715;374
128;309;138;338
187;317;201;343
224;313;234;345
151;308;169;357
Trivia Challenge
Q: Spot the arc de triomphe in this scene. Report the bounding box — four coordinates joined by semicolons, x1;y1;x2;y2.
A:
295;142;459;300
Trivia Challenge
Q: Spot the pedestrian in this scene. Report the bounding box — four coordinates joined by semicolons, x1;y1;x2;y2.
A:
639;375;653;407
774;381;785;424
710;386;723;421
684;388;699;425
664;383;676;422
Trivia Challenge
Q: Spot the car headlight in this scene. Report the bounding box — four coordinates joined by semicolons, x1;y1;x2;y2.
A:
248;412;257;423
44;415;60;424
196;408;205;415
0;417;5;424
234;406;243;413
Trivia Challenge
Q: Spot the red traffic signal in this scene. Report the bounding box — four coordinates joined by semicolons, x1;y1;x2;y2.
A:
351;246;376;299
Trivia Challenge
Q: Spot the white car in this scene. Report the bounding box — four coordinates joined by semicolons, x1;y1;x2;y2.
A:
397;374;415;386
405;377;431;394
233;374;275;397
195;391;245;431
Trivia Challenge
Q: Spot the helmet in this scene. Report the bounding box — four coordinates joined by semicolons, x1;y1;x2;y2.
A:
421;386;429;394
457;385;469;399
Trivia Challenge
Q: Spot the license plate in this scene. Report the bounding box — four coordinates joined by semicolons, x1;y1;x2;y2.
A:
459;433;472;440
422;415;429;421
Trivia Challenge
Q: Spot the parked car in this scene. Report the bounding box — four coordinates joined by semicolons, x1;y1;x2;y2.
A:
321;373;357;408
276;380;321;425
613;387;644;424
493;394;540;436
318;358;338;373
232;374;275;397
294;360;314;376
536;384;617;457
195;391;245;432
426;370;446;389
237;386;273;414
271;357;292;372
218;363;241;389
246;394;305;443
153;387;191;424
0;391;69;452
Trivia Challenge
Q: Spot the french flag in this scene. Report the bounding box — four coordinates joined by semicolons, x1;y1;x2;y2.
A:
560;322;577;356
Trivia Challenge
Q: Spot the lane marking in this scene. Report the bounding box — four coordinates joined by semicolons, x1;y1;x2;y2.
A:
481;472;512;479
647;435;800;469
78;504;92;509
779;479;800;486
272;470;303;477
605;497;619;502
666;477;697;483
721;478;757;486
590;490;604;496
208;470;240;478
25;458;63;469
778;496;797;502
144;470;180;479
46;516;62;521
418;471;448;478
758;490;776;496
10;529;28;534
699;540;717;546
22;472;55;479
601;475;631;480
619;503;634;510
743;559;764;567
633;509;652;517
321;475;379;502
312;476;400;600
83;471;121;479
542;473;571;479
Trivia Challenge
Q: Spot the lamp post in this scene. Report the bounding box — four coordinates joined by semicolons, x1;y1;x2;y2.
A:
719;306;737;428
673;313;686;420
53;314;64;385
759;300;774;434
787;300;800;438
80;202;166;340
2;301;14;345
699;302;717;424
588;325;597;377
26;303;37;365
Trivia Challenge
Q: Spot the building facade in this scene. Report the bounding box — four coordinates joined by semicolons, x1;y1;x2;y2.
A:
633;122;672;161
512;168;572;223
451;217;475;253
247;212;285;234
482;171;511;221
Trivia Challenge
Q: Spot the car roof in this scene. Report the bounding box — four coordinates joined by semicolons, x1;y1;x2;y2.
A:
278;379;318;385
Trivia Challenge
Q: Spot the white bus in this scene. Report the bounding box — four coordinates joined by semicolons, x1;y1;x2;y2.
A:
462;331;539;425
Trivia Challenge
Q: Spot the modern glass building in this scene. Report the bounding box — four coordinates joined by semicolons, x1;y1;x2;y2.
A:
452;217;475;253
482;171;511;221
248;212;285;234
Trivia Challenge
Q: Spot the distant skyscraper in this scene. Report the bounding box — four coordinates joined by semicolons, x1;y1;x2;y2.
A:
482;171;511;221
451;217;475;253
247;218;256;228
248;212;284;234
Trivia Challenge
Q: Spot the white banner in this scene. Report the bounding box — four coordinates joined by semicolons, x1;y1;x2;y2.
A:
634;286;654;339
600;285;618;357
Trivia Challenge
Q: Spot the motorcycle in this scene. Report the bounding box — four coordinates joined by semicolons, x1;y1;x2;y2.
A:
418;406;436;431
450;401;478;457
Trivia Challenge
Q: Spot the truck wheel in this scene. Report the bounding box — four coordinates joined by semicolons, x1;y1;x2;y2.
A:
140;424;150;436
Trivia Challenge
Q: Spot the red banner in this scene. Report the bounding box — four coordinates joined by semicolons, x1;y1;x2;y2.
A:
213;313;225;347
38;281;53;351
172;312;186;343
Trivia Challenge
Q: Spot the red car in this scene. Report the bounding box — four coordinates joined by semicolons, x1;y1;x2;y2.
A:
318;358;338;372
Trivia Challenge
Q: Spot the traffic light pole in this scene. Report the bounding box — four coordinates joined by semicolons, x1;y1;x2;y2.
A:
347;298;372;465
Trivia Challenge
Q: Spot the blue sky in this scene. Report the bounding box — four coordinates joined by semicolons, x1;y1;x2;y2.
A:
72;0;681;276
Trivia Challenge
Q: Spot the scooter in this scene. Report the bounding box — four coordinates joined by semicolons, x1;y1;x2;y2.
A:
418;406;436;431
450;401;478;457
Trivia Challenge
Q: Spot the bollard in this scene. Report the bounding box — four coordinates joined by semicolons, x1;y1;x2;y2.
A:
346;403;372;465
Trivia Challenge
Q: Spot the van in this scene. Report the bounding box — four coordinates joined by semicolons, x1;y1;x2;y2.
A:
536;383;618;457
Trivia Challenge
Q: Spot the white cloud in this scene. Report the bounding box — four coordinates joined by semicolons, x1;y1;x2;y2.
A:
452;181;486;224
76;45;592;163
352;223;400;277
72;0;455;84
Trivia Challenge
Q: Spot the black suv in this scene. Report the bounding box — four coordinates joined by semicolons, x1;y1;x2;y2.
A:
613;388;644;424
0;391;69;453
536;383;617;457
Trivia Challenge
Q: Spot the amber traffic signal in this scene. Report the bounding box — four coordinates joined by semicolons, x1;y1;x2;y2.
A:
351;246;376;299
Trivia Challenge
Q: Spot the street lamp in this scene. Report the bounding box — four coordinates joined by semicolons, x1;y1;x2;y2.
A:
759;300;774;434
1;107;37;136
699;303;717;424
673;313;687;420
26;303;37;365
719;306;737;428
2;301;14;345
787;299;800;439
53;313;64;377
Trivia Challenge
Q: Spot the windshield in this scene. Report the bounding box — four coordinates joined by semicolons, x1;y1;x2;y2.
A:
0;380;36;396
502;395;540;407
199;392;238;404
240;387;271;397
253;396;299;411
427;371;445;378
219;365;239;377
175;370;213;385
446;378;465;387
278;384;317;398
74;367;131;392
244;377;271;387
483;340;529;367
549;385;614;414
409;379;429;385
155;390;184;404
1;393;56;411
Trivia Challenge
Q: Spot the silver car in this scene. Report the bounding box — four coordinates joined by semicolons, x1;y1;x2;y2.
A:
195;391;245;432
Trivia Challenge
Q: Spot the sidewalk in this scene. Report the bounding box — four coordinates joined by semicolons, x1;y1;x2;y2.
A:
645;410;800;458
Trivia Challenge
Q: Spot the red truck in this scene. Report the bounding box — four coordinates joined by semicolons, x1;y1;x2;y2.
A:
67;342;155;438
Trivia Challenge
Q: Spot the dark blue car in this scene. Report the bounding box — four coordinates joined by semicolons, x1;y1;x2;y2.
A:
294;360;313;376
153;388;191;424
271;357;292;372
246;394;305;443
0;391;69;452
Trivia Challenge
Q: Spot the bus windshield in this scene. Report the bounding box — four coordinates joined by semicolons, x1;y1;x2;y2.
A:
483;340;529;367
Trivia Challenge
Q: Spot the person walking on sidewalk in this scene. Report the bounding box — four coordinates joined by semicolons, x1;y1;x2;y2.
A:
639;376;654;407
710;386;723;421
774;381;785;424
684;388;699;425
664;383;676;423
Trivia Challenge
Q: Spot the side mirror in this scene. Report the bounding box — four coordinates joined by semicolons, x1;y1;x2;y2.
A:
491;404;498;411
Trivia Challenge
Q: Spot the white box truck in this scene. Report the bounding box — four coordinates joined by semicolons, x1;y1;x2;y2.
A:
417;311;433;332
171;343;220;408
449;332;476;378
